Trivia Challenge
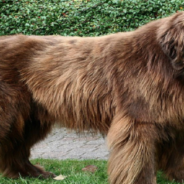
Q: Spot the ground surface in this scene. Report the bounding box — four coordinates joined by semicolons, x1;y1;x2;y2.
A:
31;128;109;160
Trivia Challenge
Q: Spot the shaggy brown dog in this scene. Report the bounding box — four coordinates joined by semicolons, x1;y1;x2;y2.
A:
1;11;184;184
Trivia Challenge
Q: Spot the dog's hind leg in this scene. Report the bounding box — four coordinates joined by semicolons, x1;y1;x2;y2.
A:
0;98;54;178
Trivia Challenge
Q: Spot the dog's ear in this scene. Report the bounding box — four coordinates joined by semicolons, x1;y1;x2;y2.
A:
159;29;184;71
158;13;184;71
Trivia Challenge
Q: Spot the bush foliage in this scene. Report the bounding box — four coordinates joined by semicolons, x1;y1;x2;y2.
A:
0;0;184;36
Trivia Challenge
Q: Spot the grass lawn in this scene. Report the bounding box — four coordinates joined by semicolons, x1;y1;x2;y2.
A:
0;159;181;184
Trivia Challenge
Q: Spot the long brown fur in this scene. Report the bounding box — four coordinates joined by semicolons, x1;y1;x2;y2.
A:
1;11;184;184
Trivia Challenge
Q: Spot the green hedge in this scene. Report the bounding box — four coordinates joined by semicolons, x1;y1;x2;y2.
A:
0;0;184;36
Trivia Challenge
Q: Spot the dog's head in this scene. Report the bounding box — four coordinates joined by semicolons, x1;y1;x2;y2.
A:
158;12;184;71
